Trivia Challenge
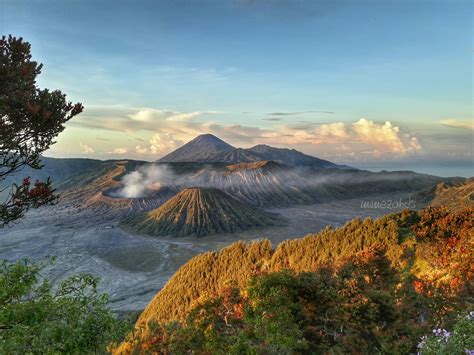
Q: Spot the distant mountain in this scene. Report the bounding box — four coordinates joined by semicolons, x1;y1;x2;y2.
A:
158;134;237;163
121;187;278;237
247;144;339;168
158;134;346;169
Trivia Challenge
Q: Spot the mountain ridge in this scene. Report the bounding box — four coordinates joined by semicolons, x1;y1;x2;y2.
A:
158;133;347;169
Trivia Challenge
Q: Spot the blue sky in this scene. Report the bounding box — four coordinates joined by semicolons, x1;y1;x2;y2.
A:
1;0;473;175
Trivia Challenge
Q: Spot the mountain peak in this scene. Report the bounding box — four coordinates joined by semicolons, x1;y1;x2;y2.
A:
121;187;277;237
159;133;345;169
158;134;235;163
188;134;234;149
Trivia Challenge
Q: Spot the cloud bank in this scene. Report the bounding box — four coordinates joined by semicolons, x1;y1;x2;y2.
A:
440;119;474;131
68;106;424;161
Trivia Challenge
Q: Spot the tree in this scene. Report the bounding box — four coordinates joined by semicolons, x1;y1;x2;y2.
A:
0;36;131;353
0;35;83;226
0;258;129;353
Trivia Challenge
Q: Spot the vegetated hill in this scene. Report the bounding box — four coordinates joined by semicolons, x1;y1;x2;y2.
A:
158;133;345;169
121;187;279;237
413;178;474;211
115;205;473;354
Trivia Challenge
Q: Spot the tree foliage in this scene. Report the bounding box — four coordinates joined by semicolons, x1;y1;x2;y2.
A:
0;35;83;226
0;258;129;354
130;247;428;354
118;206;473;354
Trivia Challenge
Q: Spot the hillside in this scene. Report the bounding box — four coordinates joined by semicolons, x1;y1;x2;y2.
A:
116;205;473;354
414;178;474;211
121;187;279;237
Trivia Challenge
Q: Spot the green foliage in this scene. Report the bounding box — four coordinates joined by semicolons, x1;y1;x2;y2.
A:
133;248;425;354
0;258;129;354
418;312;474;354
0;35;83;226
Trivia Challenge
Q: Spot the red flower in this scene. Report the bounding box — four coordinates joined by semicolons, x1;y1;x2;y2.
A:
413;280;424;293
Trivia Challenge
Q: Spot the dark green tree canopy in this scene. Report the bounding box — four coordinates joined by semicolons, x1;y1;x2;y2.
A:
0;35;83;226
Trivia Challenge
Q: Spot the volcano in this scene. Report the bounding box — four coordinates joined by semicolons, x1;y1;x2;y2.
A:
158;134;238;163
158;133;347;169
121;187;279;237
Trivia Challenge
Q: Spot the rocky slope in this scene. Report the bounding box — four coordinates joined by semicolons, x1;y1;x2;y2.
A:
121;187;279;237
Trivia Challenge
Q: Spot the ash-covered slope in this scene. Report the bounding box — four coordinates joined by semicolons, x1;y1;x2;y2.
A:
56;161;176;214
121;187;278;237
189;161;315;206
158;134;344;169
186;162;450;207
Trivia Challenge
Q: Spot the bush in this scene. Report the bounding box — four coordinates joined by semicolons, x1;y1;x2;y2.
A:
417;311;474;355
0;258;129;354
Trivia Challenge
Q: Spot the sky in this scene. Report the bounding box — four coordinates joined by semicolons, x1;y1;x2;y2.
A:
1;0;473;176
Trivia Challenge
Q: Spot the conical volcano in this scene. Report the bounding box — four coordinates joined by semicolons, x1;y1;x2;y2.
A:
121;187;278;237
158;134;236;162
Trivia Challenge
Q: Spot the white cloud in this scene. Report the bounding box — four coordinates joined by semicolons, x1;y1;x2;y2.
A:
79;142;94;154
318;122;349;139
351;118;421;154
109;147;128;154
70;106;423;160
132;134;184;156
70;106;217;134
135;145;148;154
306;119;421;155
128;109;204;123
440;119;474;131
